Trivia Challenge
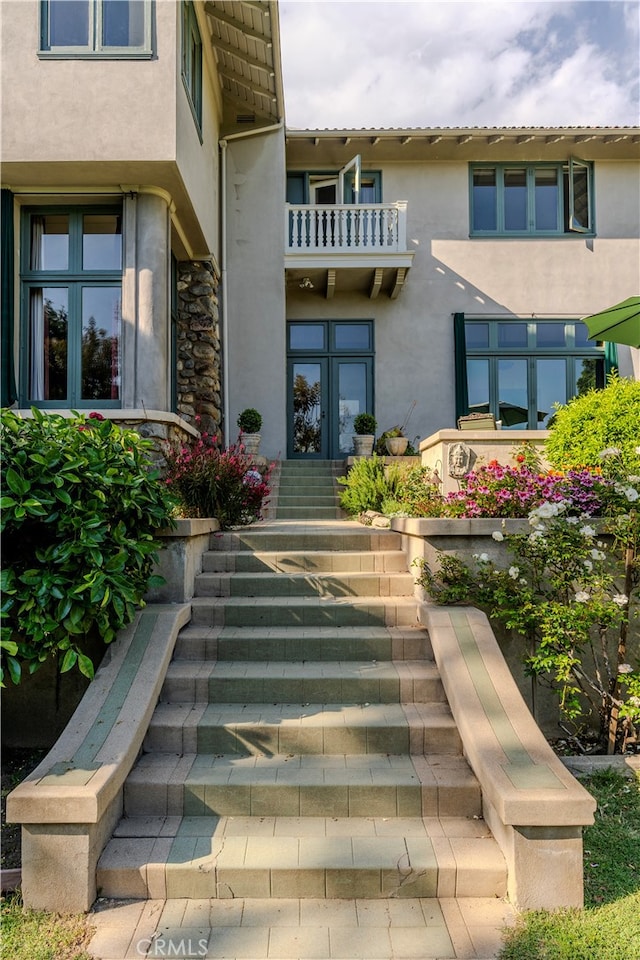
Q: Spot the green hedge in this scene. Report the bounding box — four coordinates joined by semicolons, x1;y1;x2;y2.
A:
1;409;175;685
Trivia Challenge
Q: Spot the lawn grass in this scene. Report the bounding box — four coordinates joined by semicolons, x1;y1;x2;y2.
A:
498;767;640;960
0;893;93;960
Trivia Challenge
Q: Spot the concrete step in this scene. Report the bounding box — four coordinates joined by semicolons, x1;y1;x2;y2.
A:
202;548;409;574
280;460;345;475
189;595;420;628
174;624;432;662
207;525;402;553
87;894;517;960
276;495;339;507
97;813;505;901
194;570;416;598
275;506;345;520
160;660;445;705
276;478;338;490
144;703;463;757
125;752;477;819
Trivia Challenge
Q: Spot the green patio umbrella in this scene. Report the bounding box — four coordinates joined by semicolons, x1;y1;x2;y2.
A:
582;297;640;348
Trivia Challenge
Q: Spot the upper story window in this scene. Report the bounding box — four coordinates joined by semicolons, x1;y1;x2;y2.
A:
470;159;593;236
40;0;152;57
182;1;203;133
20;206;123;408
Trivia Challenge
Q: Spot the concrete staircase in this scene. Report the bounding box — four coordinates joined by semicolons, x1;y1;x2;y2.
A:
274;460;345;520
96;460;509;958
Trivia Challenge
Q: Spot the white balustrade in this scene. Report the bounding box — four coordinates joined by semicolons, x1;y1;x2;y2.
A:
285;202;408;254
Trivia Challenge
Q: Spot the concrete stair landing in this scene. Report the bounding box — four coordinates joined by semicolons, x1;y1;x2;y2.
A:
95;461;511;958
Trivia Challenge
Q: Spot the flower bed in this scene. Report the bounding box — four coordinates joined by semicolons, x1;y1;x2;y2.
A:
163;428;273;529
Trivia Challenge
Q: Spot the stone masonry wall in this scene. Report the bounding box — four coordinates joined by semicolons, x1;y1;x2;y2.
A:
176;260;222;439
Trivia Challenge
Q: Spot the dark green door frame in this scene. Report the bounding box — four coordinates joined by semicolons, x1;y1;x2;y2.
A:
287;320;374;459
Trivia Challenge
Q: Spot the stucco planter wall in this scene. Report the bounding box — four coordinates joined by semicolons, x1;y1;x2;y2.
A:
147;518;220;603
420;429;549;495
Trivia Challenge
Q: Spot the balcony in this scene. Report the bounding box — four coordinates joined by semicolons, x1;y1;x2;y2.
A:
285;202;414;299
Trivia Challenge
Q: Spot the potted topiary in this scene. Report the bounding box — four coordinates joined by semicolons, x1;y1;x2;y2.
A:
237;408;262;455
352;412;377;457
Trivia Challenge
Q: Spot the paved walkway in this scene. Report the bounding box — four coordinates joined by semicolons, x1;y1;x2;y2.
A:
87;895;516;959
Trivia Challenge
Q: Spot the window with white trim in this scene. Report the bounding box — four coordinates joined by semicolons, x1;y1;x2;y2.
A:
470;159;593;236
20;206;123;407
40;0;152;57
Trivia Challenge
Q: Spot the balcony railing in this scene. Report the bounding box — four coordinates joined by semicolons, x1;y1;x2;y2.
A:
286;201;409;254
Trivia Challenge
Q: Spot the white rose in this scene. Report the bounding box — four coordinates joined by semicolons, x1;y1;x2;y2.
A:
492;531;504;542
612;594;629;607
509;566;520;580
574;591;590;603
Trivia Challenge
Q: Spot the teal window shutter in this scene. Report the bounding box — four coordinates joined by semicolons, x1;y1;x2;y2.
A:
604;340;619;379
1;189;17;406
454;312;468;422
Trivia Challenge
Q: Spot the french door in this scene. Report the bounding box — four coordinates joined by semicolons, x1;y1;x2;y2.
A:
287;321;374;459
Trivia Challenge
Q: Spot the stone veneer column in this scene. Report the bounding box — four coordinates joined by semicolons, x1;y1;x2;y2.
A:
176;261;222;439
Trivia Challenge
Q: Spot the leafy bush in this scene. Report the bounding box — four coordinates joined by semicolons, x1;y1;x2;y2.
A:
237;408;262;433
338;454;404;515
353;412;377;435
416;492;639;753
163;431;272;528
0;409;175;685
392;465;443;517
546;374;640;471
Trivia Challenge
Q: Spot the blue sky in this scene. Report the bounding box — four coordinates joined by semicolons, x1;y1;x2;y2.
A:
279;0;640;129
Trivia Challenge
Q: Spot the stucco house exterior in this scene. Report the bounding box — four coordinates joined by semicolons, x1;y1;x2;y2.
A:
2;0;639;460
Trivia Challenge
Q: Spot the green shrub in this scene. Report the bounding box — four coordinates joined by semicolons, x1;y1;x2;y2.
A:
237;407;262;433
0;409;175;685
338;455;403;515
394;465;443;516
353;412;377;435
546;374;640;471
163;431;272;528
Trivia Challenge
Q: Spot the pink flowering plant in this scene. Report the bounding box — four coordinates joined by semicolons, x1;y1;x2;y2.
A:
350;443;612;521
163;429;272;528
442;457;610;519
416;454;640;754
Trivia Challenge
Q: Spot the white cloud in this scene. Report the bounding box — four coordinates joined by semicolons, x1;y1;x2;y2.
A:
279;0;640;129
